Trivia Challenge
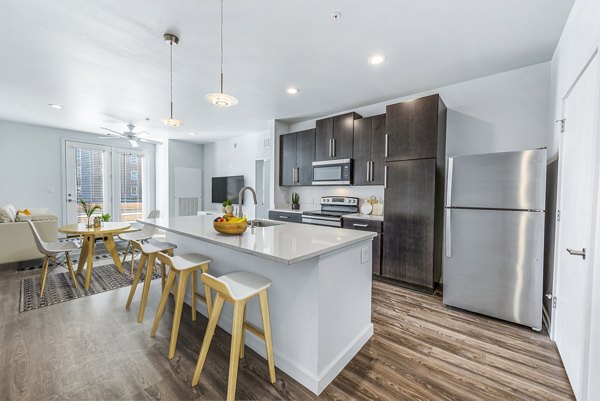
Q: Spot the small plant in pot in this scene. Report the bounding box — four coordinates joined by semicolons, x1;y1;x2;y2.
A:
291;193;300;210
101;213;111;222
79;199;101;228
222;199;234;215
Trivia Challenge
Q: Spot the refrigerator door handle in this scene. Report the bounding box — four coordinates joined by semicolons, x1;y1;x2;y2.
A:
445;209;452;258
446;157;454;207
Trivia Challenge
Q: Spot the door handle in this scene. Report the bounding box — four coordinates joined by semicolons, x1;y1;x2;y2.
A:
384;166;388;189
567;248;586;259
385;134;389;158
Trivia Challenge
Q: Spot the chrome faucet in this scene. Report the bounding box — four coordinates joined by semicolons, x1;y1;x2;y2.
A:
238;186;257;218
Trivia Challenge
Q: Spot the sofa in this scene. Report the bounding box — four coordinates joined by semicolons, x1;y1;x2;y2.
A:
0;204;58;265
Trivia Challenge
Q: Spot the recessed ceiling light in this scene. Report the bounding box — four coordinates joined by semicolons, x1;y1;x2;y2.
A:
188;133;197;136
48;104;63;109
286;87;300;95
368;55;386;65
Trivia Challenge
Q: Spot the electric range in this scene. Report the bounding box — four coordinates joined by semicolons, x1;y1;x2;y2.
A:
301;196;359;227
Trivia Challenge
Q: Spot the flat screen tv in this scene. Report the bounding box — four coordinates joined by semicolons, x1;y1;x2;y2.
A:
212;175;244;204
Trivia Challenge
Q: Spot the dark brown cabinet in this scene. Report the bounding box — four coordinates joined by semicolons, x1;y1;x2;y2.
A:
315;112;361;161
382;94;446;292
279;129;315;186
385;94;446;162
342;217;383;275
353;114;386;185
382;159;435;287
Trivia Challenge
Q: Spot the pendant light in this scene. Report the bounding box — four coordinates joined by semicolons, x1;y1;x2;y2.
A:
206;0;238;107
162;33;184;127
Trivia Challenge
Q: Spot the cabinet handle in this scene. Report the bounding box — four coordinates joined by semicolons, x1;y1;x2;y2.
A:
279;215;290;219
296;167;300;183
366;162;370;182
370;161;374;182
328;139;332;158
385;134;389;158
332;138;336;157
353;223;369;227
384;165;388;189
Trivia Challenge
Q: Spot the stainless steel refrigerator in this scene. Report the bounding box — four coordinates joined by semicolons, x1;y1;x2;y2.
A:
443;148;547;330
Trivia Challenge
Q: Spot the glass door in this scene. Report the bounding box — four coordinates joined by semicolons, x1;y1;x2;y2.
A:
116;150;147;222
65;141;112;225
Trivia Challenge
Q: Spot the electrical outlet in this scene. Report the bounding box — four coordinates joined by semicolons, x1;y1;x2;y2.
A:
361;247;369;264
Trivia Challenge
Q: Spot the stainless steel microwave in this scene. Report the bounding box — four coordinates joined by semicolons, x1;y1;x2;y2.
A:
312;159;352;185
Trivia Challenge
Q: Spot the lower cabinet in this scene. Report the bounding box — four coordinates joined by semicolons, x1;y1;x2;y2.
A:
342;218;383;275
268;211;303;223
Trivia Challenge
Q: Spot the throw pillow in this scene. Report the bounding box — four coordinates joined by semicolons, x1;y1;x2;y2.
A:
1;204;16;222
0;207;9;223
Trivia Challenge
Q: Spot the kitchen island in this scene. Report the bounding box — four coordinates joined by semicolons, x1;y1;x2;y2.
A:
140;215;375;395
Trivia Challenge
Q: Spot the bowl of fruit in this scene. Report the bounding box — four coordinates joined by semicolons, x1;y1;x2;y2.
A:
213;214;248;235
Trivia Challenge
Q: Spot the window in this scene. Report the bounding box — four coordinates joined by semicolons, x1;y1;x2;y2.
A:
131;186;138;196
131;170;138;181
130;155;138;164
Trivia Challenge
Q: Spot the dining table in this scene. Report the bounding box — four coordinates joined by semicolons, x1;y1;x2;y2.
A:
58;222;135;289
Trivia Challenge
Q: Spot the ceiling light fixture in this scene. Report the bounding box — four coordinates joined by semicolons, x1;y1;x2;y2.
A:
286;87;300;95
188;132;197;136
162;33;184;127
48;103;63;109
368;54;386;65
206;0;238;107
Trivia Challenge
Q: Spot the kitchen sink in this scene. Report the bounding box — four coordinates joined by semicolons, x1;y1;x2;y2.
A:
251;219;284;228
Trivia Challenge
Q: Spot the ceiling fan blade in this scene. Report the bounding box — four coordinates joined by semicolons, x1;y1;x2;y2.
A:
100;127;126;137
129;139;140;148
139;138;163;145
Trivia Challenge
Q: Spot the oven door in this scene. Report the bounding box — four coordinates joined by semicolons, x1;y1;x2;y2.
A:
312;159;352;185
301;214;342;227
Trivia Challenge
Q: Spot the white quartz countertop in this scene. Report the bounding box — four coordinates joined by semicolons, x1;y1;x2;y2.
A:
343;213;384;222
140;215;375;265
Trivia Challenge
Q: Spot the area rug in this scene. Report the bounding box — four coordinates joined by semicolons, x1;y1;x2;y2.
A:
16;239;129;272
19;261;161;312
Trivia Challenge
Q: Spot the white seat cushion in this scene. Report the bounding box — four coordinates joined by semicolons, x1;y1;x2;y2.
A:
139;241;177;255
169;253;211;270
219;271;271;301
119;231;153;242
44;240;81;254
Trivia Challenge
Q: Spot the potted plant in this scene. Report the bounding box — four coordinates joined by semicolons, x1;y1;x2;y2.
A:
79;199;101;228
292;193;300;210
222;199;234;215
101;213;111;222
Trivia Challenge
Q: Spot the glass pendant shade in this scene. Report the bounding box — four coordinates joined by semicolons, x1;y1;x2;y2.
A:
206;92;238;107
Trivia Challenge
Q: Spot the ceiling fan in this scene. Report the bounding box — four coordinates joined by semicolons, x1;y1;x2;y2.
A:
98;124;162;147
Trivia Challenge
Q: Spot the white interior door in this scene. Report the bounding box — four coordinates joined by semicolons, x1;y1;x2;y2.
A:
554;52;600;400
65;141;112;225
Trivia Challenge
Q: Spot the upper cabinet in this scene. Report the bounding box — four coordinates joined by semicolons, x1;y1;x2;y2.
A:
385;94;447;161
353;114;386;185
315;112;361;161
279;129;315;187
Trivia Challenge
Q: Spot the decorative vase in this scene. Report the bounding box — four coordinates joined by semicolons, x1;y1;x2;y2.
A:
292;203;300;210
86;216;93;228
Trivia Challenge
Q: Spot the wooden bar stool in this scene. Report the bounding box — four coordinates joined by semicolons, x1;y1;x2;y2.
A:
126;240;177;323
150;252;212;359
192;272;276;401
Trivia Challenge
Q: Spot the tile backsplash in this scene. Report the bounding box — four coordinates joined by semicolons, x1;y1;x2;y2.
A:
275;185;384;211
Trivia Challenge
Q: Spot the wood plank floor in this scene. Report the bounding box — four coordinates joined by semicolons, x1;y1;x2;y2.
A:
0;263;574;400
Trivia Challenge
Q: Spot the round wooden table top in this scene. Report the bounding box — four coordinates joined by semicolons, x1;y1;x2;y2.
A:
58;222;132;235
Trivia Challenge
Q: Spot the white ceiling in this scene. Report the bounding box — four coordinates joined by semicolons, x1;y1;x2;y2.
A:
0;0;573;143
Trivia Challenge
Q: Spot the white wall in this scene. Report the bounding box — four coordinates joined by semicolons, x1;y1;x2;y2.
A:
203;130;272;220
279;62;552;210
549;0;600;399
168;139;204;216
0;119;156;224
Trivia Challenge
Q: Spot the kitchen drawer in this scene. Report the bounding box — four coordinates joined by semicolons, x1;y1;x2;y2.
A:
342;218;383;233
268;211;302;223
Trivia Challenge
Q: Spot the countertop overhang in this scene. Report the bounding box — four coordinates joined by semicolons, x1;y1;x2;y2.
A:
140;215;375;265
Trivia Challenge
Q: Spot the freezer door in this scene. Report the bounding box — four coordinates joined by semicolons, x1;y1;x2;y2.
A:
447;149;547;210
443;208;544;329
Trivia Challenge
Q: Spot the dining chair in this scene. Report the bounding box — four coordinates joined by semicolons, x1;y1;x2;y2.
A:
118;210;160;274
25;219;80;297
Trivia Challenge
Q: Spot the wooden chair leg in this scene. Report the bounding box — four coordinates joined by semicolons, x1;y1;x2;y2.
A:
151;269;176;337
240;307;247;359
138;253;156;323
192;294;225;386
65;252;78;289
191;270;197;321
226;301;246;401
168;270;189;359
161;261;166;290
39;256;49;298
130;248;135;275
259;290;276;383
126;253;147;309
121;241;131;270
204;284;213;316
